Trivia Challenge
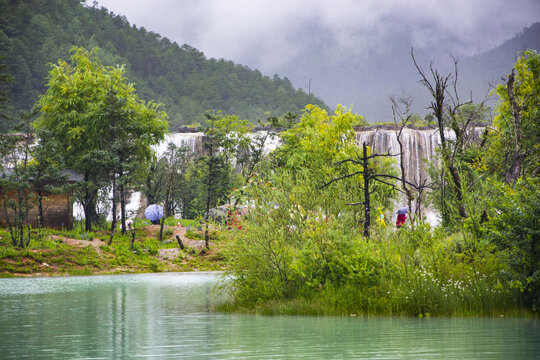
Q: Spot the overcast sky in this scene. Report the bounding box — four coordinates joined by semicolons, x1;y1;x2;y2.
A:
92;0;539;74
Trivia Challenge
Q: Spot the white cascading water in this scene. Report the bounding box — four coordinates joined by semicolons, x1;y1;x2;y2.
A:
77;127;484;224
152;132;204;155
354;126;485;225
355;128;442;225
355;127;441;186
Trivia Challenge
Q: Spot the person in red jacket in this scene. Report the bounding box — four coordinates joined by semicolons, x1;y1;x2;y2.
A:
396;206;408;228
396;213;407;228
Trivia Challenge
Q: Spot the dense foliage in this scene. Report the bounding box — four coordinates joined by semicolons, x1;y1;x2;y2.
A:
0;0;327;130
221;51;540;315
33;46;168;231
0;6;538;316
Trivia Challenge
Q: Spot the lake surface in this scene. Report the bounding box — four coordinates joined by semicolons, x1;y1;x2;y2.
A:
0;272;538;359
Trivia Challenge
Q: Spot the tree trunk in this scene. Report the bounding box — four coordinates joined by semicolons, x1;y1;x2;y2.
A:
204;155;214;249
505;70;524;187
362;142;371;239
204;177;211;249
84;200;94;232
83;171;95;232
176;235;185;250
159;217;165;242
448;164;467;218
505;153;525;186
120;181;126;235
2;200;16;246
37;191;44;230
109;177;117;245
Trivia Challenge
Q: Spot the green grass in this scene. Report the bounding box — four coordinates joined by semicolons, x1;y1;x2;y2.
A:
220;219;537;317
163;217;200;227
219;281;533;317
0;220;230;277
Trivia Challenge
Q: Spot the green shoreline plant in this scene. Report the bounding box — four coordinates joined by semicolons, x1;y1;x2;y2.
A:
218;68;539;316
220;221;528;317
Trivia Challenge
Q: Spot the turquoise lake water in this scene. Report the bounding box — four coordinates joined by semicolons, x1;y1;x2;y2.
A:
0;272;538;359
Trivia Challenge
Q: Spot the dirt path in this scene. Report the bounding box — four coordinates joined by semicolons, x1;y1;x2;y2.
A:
142;224;206;249
47;235;107;255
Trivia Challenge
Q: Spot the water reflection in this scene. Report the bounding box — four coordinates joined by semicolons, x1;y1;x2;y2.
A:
0;273;538;359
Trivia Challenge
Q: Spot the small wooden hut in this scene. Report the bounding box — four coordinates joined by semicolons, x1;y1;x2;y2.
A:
0;170;82;230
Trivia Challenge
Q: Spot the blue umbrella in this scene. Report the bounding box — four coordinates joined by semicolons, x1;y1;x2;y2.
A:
397;206;409;215
145;204;163;222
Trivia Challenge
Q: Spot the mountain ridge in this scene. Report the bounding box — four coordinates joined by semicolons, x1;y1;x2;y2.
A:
269;22;540;122
0;0;327;131
1;0;538;128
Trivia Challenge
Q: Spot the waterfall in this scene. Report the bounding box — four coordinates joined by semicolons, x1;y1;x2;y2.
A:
99;127;484;224
355;126;484;185
253;131;281;155
152;132;204;157
355;127;442;186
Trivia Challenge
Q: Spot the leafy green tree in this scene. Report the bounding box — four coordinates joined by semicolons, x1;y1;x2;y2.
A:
458;103;491;125
264;105;395;236
0;133;34;247
34;47;168;231
144;144;202;220
225;105;398;304
1;0;328;128
479;50;540;309
99;89;167;238
149;143;193;218
424;113;435;126
273;105;393;227
486;178;540;307
199;111;251;247
28;127;68;232
0;55;13;133
487;50;540;185
410;113;422;127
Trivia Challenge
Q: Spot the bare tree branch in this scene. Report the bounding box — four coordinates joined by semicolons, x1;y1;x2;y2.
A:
318;170;365;189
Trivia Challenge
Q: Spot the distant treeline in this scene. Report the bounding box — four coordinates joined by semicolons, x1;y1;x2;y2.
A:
0;0;327;131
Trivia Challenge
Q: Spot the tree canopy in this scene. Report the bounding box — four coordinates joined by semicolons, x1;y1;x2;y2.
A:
487;50;540;184
34;46;168;230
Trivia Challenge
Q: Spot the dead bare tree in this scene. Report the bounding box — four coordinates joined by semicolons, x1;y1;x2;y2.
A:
390;96;417;222
411;48;490;223
321;142;427;238
503;69;526;186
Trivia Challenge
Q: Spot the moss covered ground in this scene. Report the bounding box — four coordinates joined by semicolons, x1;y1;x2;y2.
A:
0;218;229;277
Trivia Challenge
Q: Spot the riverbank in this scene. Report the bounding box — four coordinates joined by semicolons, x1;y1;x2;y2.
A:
0;221;229;277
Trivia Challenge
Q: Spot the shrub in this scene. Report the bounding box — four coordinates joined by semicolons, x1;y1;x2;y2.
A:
224;209;523;316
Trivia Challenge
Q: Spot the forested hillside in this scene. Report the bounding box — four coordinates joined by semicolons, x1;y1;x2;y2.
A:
458;23;540;94
0;0;327;130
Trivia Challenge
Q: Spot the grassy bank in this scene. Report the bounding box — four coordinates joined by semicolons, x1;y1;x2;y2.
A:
0;218;229;277
3;217;536;318
219;215;537;318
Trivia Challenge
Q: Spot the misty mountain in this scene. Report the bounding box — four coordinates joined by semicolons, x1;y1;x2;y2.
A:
270;23;540;122
0;0;327;131
2;0;538;129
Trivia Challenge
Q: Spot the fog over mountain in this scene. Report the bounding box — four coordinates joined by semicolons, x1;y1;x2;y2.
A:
94;0;540;121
